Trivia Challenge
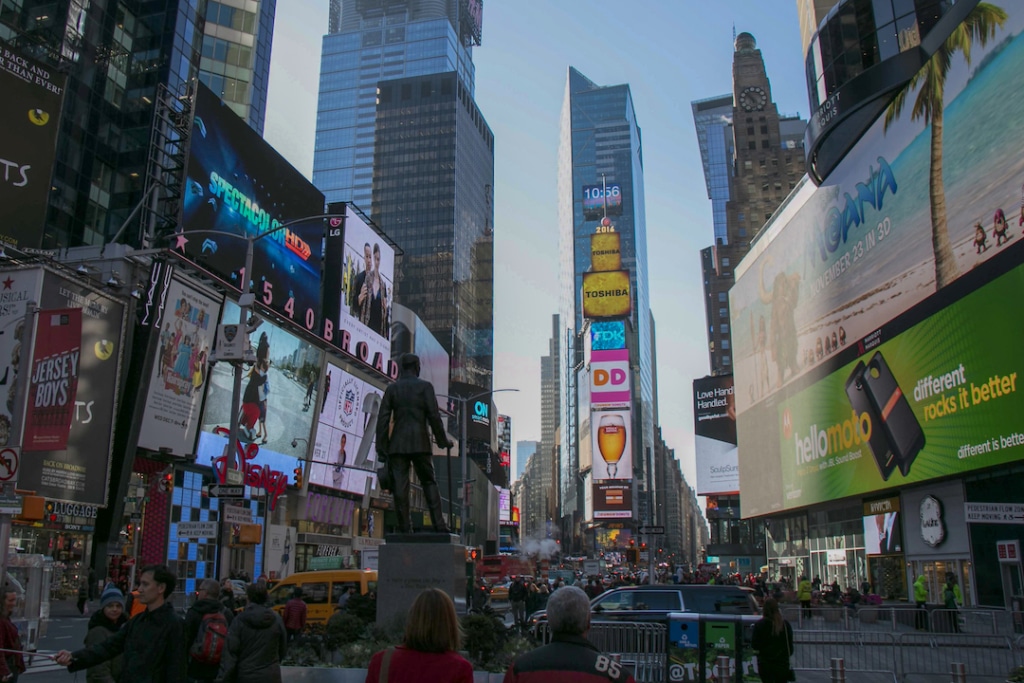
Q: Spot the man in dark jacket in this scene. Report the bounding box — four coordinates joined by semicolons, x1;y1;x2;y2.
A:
56;564;186;683
216;582;286;683
503;586;635;683
376;353;453;533
509;577;528;629
184;579;235;681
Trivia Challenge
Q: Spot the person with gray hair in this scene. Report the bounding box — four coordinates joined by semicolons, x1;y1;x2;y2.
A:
502;586;635;683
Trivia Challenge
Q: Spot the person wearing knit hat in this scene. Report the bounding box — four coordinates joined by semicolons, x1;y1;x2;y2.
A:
83;584;128;683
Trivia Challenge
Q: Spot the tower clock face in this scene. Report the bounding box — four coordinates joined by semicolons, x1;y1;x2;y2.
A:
740;86;768;112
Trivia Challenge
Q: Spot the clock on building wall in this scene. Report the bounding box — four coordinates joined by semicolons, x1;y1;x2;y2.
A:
739;86;768;112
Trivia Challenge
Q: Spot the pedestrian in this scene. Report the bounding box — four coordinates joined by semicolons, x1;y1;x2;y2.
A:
184;579;234;682
0;587;25;682
78;580;90;615
83;584;129;683
364;588;473;683
336;586;355;612
304;376;315;410
751;598;794;683
943;575;961;633
503;585;635;683
282;588;307;642
220;579;237;614
56;564;187;683
913;574;928;631
216;583;287;683
797;575;812;620
509;576;527;629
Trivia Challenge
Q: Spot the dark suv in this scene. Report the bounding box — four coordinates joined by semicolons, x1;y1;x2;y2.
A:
528;584;758;632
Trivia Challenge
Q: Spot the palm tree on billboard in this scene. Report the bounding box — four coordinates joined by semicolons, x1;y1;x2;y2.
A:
884;3;1008;290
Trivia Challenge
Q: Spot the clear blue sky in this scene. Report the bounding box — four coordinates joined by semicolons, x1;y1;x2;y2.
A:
262;1;810;491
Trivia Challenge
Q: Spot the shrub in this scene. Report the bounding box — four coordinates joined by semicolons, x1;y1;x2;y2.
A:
326;610;366;647
461;613;508;671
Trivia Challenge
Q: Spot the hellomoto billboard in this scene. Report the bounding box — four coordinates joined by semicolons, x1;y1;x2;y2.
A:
733;5;1024;515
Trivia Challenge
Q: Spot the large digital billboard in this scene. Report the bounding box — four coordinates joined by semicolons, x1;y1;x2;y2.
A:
693;375;738;496
196;300;320;484
733;8;1024;515
179;83;325;335
582;183;623;221
591;408;632;481
309;363;384;496
590;349;630;408
321;205;394;369
0;43;66;249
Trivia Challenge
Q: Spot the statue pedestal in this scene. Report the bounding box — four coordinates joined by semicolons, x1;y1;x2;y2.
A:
376;533;467;625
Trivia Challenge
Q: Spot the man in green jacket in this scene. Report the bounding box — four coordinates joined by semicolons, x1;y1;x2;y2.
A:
797;576;812;620
56;565;186;682
913;574;929;631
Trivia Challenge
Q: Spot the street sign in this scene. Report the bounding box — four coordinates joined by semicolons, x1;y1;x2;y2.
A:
208;485;245;498
177;521;218;539
638;525;665;535
222;504;253;525
0;447;19;483
0;486;21;515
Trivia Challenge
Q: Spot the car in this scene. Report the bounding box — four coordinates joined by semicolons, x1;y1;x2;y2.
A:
527;584;759;633
489;581;511;602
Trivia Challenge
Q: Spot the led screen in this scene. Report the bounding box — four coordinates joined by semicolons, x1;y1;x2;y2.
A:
693;375;738;496
591;408;632;481
582;183;623;221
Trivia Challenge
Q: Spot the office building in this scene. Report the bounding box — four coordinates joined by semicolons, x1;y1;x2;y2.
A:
314;0;480;211
0;0;276;249
797;0;835;56
557;67;655;553
516;440;539;483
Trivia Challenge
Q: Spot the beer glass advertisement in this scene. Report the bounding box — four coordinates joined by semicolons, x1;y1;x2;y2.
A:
309;363;384;496
693;375;738;496
138;279;222;455
195;300;320;480
0;43;66;249
321;206;394;366
17;271;126;506
730;7;1024;417
179;83;325;335
591;408;631;481
733;7;1024;515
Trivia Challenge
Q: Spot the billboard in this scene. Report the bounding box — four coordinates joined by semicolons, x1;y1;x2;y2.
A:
23;309;81;452
593;482;632;519
498;487;511;523
0;269;41;447
322;205;394;367
733;9;1024;515
582;271;631;319
591;408;631;481
196;300;320;482
450;382;491;443
0;43;66;249
179;82;325;335
863;497;902;555
590;320;626;351
590;348;630;407
16;271;127;505
309;363;385;496
138;277;222;455
693;375;738;496
497;414;511;468
582;183;623;221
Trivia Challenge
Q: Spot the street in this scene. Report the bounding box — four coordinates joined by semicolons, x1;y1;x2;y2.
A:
22;600;88;681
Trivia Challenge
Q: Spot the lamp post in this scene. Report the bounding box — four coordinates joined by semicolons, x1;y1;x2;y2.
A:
444;388;518;545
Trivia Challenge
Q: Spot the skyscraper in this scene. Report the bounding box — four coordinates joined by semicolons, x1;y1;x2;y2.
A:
371;70;494;387
516;440;539;483
557;67;654;551
314;0;481;210
691;95;735;249
0;0;276;249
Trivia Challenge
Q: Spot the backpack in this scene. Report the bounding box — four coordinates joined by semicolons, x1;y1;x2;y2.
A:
190;610;229;665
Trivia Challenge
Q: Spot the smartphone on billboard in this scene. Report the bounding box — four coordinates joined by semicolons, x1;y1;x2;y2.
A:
845;360;899;480
860;351;925;476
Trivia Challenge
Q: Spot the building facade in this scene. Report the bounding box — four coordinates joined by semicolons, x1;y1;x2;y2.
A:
557;67;655;555
516;440;540;483
313;0;479;212
0;0;275;250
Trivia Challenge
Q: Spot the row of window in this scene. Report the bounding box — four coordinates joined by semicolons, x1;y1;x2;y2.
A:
199;71;248;105
201;35;252;69
205;1;257;34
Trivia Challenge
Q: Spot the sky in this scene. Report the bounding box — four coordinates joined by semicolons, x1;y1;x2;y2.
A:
262;0;811;492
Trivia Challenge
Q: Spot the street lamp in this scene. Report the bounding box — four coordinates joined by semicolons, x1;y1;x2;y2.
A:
443;388;518;544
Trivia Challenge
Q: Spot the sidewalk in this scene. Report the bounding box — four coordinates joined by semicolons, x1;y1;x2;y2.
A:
47;598;92;619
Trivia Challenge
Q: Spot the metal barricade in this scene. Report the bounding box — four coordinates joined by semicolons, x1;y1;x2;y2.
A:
792;629;897;678
537;622;667;683
897;632;1018;682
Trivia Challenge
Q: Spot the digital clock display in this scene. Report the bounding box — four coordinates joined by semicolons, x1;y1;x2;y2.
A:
582;183;623;220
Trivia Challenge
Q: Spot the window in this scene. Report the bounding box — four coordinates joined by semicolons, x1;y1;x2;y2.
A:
746;126;754;135
723;355;731;365
761;140;770;149
718;292;727;302
303;582;329;604
719;307;728;319
636;592;682;611
760;125;768;134
720;324;730;334
722;257;730;267
593;591;634;611
748;141;756;150
722;339;730;350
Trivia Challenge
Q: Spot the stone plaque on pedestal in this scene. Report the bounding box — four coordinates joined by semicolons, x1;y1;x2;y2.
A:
376;533;467;625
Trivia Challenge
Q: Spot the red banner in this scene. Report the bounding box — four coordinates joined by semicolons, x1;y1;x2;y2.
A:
24;309;82;451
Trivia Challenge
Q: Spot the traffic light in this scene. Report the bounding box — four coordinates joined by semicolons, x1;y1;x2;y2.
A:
125;523;134;542
293;466;303;487
159;472;173;493
470;548;478;561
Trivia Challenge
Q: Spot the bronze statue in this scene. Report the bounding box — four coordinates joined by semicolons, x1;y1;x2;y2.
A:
376;353;452;533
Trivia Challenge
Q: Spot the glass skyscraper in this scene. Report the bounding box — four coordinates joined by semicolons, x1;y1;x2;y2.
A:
691;95;734;247
314;0;478;211
0;0;275;249
557;67;655;547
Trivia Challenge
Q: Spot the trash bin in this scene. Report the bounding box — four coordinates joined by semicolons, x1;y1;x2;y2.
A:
667;613;759;682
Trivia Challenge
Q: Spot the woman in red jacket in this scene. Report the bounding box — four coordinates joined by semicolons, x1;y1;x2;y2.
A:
0;588;25;682
364;588;472;683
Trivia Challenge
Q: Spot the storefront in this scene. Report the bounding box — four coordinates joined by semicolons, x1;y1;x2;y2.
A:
863;495;906;600
806;504;866;592
12;501;99;599
295;488;358;572
901;480;971;606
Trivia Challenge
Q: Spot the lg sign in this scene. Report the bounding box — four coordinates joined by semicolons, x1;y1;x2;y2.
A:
590;349;630;407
